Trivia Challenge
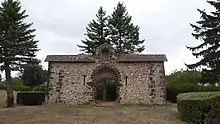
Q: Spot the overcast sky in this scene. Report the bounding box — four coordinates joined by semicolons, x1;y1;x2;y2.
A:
0;0;215;77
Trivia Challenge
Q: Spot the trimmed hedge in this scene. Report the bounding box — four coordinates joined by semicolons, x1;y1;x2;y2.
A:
16;91;45;105
177;92;220;124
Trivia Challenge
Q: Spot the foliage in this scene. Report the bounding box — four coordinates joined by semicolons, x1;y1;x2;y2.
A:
12;77;45;91
166;83;197;103
186;1;220;84
0;77;45;91
16;91;45;105
14;85;32;91
78;7;109;54
165;69;201;85
0;84;5;90
166;69;201;102
177;92;220;124
0;0;39;107
79;2;145;54
0;0;39;70
21;63;48;89
165;69;220;102
108;2;145;53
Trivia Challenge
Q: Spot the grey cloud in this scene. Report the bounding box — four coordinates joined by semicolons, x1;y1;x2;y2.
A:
0;0;215;75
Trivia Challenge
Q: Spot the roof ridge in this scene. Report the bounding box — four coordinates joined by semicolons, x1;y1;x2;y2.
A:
119;54;166;55
45;53;167;62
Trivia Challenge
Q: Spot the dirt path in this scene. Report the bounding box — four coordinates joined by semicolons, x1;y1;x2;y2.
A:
0;103;186;124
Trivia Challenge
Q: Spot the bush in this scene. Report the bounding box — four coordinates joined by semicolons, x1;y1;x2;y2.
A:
16;91;45;105
177;92;220;124
14;84;46;92
166;83;220;103
34;85;46;91
0;84;45;92
0;77;46;92
14;85;32;91
0;84;6;90
166;83;199;102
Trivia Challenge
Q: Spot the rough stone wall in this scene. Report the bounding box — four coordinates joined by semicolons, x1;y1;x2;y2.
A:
48;62;96;104
118;62;166;104
48;62;166;105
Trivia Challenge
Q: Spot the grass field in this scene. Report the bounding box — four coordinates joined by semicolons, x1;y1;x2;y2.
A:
0;90;186;124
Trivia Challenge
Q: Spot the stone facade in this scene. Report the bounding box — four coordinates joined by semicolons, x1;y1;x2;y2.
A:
45;43;167;105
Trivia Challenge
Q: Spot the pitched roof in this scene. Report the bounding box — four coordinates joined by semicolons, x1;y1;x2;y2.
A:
45;54;167;62
117;54;167;62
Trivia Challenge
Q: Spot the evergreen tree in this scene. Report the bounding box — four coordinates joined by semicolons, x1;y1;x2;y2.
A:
0;0;39;107
78;7;109;54
186;1;220;84
21;62;48;90
108;2;145;53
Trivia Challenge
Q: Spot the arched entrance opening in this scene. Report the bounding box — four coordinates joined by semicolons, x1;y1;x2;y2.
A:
91;66;121;102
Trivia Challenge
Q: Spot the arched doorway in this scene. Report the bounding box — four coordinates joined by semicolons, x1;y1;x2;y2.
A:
91;65;121;102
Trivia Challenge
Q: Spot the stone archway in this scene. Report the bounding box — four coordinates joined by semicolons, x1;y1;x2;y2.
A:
90;64;122;102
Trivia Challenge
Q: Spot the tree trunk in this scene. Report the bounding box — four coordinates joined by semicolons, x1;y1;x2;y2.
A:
5;64;14;108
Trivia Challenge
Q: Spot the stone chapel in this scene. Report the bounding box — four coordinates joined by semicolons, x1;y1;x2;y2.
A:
45;43;167;104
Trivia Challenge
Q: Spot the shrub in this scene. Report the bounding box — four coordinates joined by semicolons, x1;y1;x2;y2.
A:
200;85;220;92
177;92;220;124
166;83;198;102
14;85;32;91
0;84;6;90
166;83;220;103
0;77;46;92
34;85;46;91
14;84;45;92
16;91;45;105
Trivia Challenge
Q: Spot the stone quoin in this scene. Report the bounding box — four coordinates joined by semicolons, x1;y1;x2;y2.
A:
45;43;167;105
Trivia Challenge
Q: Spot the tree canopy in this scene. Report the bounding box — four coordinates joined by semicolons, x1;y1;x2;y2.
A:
78;2;145;54
186;1;220;84
21;62;48;89
165;69;201;85
78;7;109;54
0;0;39;107
108;2;145;53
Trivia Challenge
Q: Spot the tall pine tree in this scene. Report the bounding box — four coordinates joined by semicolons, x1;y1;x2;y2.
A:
186;1;220;84
78;7;109;54
0;0;39;107
108;2;145;53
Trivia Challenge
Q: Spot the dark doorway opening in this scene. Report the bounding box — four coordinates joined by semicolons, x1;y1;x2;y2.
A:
95;78;117;101
92;66;120;102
